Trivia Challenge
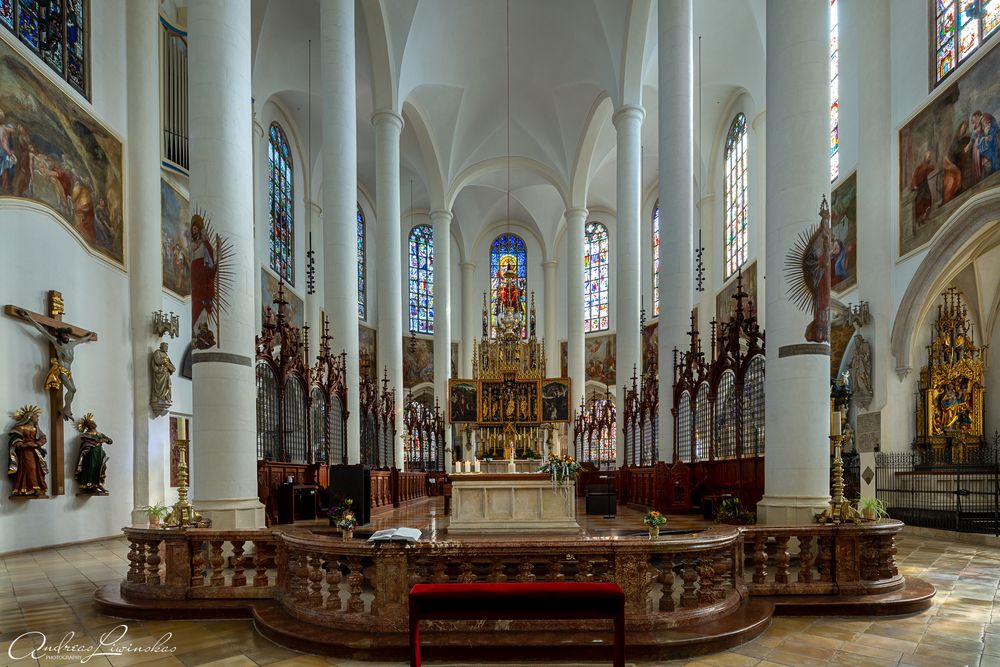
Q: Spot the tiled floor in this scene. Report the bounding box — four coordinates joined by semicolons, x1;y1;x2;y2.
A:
2;503;1000;667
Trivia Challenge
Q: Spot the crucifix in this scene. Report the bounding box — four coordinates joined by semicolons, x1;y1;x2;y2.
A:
5;290;98;496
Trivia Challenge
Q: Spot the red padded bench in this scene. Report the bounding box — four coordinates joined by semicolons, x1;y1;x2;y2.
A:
408;582;625;666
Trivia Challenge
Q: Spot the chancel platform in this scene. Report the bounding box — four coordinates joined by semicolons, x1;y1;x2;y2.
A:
447;472;579;533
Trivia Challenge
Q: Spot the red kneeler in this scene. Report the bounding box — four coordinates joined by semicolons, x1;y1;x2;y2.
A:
408;582;626;666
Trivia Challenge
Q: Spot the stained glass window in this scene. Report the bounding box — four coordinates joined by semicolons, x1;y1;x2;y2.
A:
584;222;610;333
723;113;748;279
268;122;294;285
357;204;366;320
408;224;434;334
2;0;87;95
490;233;528;338
652;203;660;317
934;0;1000;85
830;0;840;182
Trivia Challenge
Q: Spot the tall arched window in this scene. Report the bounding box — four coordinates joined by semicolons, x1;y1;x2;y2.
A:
723;113;748;279
357;204;366;320
584;222;610;333
408;224;434;334
490;233;528;338
652;203;660;316
268;122;294;284
829;0;840;182
933;0;1000;85
1;0;89;96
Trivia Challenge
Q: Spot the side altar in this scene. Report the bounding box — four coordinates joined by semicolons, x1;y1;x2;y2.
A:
447;472;579;533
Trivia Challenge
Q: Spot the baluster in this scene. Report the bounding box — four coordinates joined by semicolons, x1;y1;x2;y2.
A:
431;559;449;584
575;559;593;582
861;536;880;581
774;535;790;585
209;540;225;587
518;558;536;582
231;540;247;588
145;540;162;586
657;555;675;612
817;535;833;583
458;561;476;583
680;555;699;608
126;539;143;583
308;553;324;607
547;557;564;582
190;539;205;587
797;535;814;584
133;541;148;585
712;549;729;601
489;559;507;583
346;556;364;613
325;556;343;610
252;540;270;587
291;551;308;603
752;534;768;584
697;556;715;605
879;534;898;579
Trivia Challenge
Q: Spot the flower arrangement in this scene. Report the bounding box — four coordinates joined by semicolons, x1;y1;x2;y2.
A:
537;453;582;486
643;510;667;528
337;509;358;531
327;495;354;524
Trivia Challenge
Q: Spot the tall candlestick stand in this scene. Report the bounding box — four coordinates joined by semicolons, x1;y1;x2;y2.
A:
816;434;861;525
165;440;208;527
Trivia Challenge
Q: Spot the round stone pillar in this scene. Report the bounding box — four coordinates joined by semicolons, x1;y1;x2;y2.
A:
127;0;166;524
320;0;361;463
613;105;645;467
373;110;404;468
431;209;453;467
657;0;695;463
460;261;476;378
758;0;831;525
542;260;559;377
188;0;264;528
565;207;588;427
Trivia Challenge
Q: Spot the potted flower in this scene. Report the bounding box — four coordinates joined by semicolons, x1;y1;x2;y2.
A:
337;510;358;540
327;496;354;528
140;504;170;528
643;510;667;539
858;497;888;521
537;453;583;487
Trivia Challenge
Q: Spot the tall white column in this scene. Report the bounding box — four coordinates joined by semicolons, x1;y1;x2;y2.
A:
373;110;404;468
127;0;165;523
321;0;360;463
565;207;588;426
657;0;694;464
431;209;453;469
542;260;559;377
188;0;263;528
613;105;645;467
758;0;831;525
460;261;476;378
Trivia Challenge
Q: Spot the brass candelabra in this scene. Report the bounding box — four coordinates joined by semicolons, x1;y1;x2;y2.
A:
817;433;861;525
164;439;207;528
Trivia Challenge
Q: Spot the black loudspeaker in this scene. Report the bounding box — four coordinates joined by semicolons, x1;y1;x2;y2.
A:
330;464;371;526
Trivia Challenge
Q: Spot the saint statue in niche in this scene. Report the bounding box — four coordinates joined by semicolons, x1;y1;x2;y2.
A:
150;342;176;417
75;412;111;494
7;404;48;498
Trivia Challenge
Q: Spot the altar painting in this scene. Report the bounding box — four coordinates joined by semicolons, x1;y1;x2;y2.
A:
448;380;478;422
541;379;571;422
0;36;124;264
161;179;190;297
480;380;539;423
899;41;1000;257
830;172;857;293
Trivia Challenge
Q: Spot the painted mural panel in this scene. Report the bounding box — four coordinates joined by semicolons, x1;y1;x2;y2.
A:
830;171;857;293
261;268;304;330
403;337;434;387
359;324;377;381
899;42;1000;257
0;36;124;264
585;333;616;386
642;321;658;374
161;179;190;297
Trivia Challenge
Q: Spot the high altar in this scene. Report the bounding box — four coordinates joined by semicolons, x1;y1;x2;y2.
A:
915;287;988;459
446;255;578;532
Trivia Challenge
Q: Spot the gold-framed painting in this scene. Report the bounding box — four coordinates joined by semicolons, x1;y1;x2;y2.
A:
0;34;124;265
448;380;479;423
540;378;571;422
830;171;857;294
161;178;190;297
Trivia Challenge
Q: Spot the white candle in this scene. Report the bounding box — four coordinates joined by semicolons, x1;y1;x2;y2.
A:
474;459;480;473
177;418;187;441
464;460;471;473
831;410;842;437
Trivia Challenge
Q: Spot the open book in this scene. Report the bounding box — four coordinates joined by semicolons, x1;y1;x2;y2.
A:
367;527;422;544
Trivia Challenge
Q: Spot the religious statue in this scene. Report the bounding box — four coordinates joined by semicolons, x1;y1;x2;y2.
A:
75;413;111;494
847;333;873;409
150;342;176;417
7;405;48;498
13;307;97;421
784;197;833;344
190;212;234;350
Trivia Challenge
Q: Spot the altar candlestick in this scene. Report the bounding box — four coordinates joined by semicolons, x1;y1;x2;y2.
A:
178;417;187;441
831;409;841;437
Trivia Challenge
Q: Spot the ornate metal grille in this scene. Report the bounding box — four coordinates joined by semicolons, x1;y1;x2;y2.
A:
256;363;280;460
677;390;692;463
695;383;710;461
742;355;765;456
283;377;307;463
329;396;345;465
310;387;328;463
714;371;737;459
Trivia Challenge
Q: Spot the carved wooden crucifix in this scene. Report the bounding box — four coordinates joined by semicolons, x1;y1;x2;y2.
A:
4;291;98;496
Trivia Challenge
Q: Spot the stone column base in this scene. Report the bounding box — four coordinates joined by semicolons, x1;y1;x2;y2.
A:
195;497;266;529
756;495;830;525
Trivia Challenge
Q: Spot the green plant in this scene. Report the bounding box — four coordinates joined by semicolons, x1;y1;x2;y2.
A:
714;498;756;525
140;504;169;519
643;510;667;527
858;497;888;519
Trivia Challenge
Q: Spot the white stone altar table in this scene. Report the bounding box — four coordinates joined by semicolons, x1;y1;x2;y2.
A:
448;473;580;533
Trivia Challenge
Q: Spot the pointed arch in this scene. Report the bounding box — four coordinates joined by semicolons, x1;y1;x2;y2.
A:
723;113;748;279
268;121;294;284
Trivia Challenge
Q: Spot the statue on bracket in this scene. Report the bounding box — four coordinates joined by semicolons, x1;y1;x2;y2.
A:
848;333;873;410
75;413;111;495
150;342;176;417
7;405;48;498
